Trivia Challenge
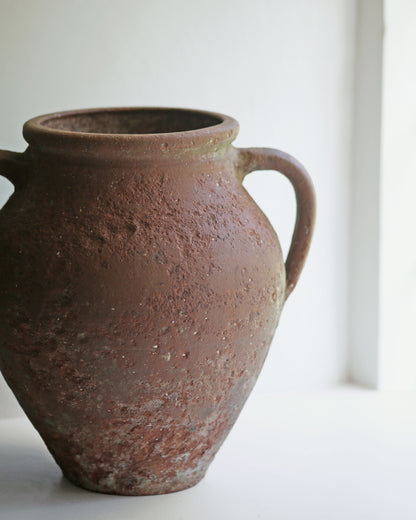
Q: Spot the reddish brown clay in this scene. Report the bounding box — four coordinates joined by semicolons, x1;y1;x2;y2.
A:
0;107;315;495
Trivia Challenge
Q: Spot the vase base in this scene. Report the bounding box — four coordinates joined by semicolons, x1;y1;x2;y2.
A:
61;466;207;496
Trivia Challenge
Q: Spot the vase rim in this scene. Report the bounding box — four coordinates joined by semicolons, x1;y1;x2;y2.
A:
23;107;240;160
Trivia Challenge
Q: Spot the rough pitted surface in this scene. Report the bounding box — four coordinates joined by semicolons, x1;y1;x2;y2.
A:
0;108;315;495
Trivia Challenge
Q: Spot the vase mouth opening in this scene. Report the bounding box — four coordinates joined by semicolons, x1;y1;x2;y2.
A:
39;108;224;135
23;107;239;160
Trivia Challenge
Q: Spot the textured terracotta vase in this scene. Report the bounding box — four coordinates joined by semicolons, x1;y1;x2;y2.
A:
0;107;315;495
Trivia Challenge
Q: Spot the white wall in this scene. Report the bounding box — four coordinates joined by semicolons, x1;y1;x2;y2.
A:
0;0;356;417
349;0;383;387
379;0;416;389
348;0;416;390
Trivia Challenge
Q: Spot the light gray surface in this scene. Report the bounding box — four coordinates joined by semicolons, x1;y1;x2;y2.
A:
2;387;416;520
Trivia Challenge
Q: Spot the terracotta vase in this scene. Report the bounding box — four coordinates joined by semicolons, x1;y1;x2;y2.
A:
0;107;315;495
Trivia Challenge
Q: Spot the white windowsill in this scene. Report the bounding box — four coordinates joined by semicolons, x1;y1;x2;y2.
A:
1;384;416;519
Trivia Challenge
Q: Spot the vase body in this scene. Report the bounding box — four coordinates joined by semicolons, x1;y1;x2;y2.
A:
0;108;315;495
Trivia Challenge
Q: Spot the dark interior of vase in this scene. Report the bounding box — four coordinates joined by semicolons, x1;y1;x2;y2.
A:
42;109;223;135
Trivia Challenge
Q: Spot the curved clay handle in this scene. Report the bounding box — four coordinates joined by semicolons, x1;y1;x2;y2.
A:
236;147;316;301
0;149;27;189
